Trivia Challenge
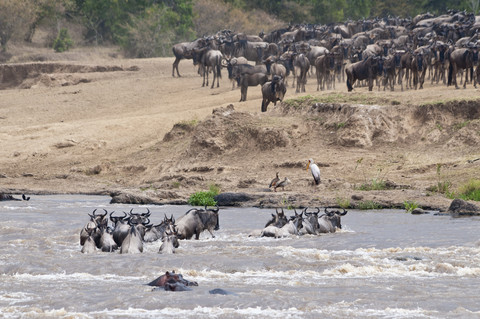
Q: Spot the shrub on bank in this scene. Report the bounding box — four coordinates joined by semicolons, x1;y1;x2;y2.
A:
188;184;220;206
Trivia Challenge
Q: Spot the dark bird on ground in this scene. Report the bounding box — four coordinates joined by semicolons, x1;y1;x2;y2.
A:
269;172;280;189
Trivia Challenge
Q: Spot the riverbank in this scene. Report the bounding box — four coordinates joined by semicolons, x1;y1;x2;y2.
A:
1;51;479;211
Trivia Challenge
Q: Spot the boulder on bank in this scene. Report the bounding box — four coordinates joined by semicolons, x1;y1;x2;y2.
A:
447;198;480;217
214;192;257;206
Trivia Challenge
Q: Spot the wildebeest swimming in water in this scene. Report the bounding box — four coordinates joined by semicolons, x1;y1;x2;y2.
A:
148;270;198;292
0;193;30;201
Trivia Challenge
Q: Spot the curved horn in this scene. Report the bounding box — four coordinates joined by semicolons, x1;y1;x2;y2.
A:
91;208;98;216
99;209;108;218
142;208;151;217
142;218;151;226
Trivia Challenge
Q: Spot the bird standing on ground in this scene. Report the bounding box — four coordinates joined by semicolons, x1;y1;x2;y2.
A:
274;177;291;192
306;159;321;185
269;172;280;189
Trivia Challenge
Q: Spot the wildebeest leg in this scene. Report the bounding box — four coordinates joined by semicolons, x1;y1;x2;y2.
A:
240;85;247;102
398;69;403;91
419;68;426;89
172;57;181;77
316;69;321;91
207;228;215;238
261;99;269;112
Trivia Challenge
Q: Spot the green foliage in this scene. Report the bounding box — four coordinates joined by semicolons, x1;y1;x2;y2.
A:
456;179;480;201
122;4;177;58
404;200;419;213
336;196;351;209
0;0;36;51
356;200;382;210
427;163;453;196
357;178;387;191
75;0;194;48
53;28;73;52
188;184;220;206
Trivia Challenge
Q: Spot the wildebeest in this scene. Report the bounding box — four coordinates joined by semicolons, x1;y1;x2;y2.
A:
382;54;396;91
224;56;248;89
315;53;335;91
264;208;288;228
99;226;117;252
80;209;108;247
144;214;176;243
176;206;220;240
318;208;348;233
238;72;268;101
0;194;25;201
81;227;97;254
120;217;149;254
301;207;320;235
448;48;477;89
159;227;179;254
294;53;310;93
261;211;303;238
172;38;206;77
261;76;286;112
233;41;270;64
193;47;223;88
411;50;428;90
345;56;379;92
110;211;130;247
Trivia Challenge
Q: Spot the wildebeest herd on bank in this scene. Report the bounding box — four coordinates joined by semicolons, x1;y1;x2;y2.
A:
172;10;480;111
79;206;348;254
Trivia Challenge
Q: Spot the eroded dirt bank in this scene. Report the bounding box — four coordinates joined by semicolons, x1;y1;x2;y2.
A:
1;58;479;211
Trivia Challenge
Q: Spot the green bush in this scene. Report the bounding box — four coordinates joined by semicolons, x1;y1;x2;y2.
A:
456;179;480;201
53;28;73;52
356;178;387;191
404;200;419;213
188;184;220;206
356;200;382;210
336;196;351;209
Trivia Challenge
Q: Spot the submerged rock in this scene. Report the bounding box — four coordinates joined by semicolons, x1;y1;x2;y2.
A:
447;198;480;217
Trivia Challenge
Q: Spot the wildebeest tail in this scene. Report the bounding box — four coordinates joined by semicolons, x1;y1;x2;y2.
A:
470;67;473;82
447;63;453;86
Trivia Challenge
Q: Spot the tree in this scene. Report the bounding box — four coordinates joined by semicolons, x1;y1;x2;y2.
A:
122;4;176;57
0;0;36;51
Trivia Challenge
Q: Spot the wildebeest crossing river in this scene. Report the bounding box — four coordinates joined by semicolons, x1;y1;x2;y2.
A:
1;195;479;318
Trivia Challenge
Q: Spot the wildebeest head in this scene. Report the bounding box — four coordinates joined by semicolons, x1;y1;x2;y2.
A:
324;208;348;229
265;207;288;228
110;211;127;227
414;53;424;71
205;205;220;230
290;210;303;232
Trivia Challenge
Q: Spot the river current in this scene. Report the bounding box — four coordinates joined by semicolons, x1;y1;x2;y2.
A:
1;195;479;318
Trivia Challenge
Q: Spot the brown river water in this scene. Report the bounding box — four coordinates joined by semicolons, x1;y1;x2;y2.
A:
1;195;479;318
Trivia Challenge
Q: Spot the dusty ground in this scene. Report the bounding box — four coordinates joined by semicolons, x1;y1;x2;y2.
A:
1;46;479;211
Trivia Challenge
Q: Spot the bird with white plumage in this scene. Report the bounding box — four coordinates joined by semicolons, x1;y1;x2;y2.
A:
306;159;321;185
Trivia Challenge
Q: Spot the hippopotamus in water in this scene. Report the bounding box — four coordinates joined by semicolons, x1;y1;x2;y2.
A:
148;270;198;291
209;288;238;296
